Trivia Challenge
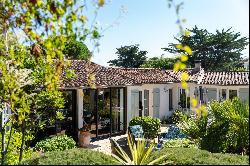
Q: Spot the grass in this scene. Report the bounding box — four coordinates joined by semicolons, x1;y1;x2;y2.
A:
21;148;119;165
147;147;249;165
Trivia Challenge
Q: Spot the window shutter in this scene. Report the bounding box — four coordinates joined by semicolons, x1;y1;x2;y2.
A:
153;88;160;118
131;90;139;118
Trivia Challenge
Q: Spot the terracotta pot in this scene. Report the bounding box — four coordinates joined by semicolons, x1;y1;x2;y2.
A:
79;131;91;147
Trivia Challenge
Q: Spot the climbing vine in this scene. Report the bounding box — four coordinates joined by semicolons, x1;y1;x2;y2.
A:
167;0;207;115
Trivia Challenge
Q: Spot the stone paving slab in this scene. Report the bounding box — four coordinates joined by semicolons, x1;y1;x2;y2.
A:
86;134;128;155
85;126;170;155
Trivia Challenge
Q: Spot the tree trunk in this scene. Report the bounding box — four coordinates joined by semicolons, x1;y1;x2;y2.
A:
1;122;5;165
6;124;13;154
19;121;26;164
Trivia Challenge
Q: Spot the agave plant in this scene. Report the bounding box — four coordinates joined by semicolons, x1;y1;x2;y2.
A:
111;133;167;165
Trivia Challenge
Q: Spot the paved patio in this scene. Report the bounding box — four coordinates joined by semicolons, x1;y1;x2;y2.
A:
85;126;171;155
87;134;127;155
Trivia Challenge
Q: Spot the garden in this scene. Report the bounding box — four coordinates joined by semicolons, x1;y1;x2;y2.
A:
2;97;245;165
0;0;249;165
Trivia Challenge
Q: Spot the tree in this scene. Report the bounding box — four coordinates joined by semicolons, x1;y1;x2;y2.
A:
0;0;105;164
0;34;65;164
162;26;249;71
63;37;91;60
108;44;147;68
140;57;178;69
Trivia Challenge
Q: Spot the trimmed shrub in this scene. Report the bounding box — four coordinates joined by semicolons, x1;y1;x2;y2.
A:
21;148;119;165
34;135;76;152
129;116;161;138
163;138;198;149
147;147;249;165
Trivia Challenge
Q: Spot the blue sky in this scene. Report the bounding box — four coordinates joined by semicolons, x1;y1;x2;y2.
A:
85;0;249;66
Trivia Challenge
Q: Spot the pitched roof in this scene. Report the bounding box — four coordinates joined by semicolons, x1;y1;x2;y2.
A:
165;68;204;83
61;60;176;88
112;68;176;84
60;60;249;88
200;71;249;86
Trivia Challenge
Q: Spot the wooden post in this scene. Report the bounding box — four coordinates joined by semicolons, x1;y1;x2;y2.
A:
109;87;112;137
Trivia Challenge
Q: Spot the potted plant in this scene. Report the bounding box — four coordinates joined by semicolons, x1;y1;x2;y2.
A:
79;124;91;148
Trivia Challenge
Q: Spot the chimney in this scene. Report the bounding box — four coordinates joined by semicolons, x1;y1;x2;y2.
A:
194;60;201;70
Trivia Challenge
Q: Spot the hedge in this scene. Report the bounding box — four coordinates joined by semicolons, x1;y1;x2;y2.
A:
129;116;161;138
34;135;76;152
21;148;119;165
147;147;249;165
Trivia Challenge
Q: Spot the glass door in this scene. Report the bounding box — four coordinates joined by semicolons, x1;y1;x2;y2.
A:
83;89;97;138
97;89;111;137
111;88;125;135
82;87;126;139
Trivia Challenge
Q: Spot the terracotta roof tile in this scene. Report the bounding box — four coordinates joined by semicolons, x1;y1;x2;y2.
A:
201;71;249;85
60;60;249;88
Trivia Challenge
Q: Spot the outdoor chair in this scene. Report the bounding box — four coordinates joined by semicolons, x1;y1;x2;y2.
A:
128;125;144;144
159;124;187;143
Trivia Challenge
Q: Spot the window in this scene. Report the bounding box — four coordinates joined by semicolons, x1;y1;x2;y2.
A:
139;91;143;117
178;88;190;109
221;89;227;101
206;88;217;102
169;89;173;110
229;90;237;100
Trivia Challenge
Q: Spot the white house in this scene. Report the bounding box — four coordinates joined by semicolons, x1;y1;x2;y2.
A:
56;60;249;140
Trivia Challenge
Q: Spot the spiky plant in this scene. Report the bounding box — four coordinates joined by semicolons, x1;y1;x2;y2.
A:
111;133;167;165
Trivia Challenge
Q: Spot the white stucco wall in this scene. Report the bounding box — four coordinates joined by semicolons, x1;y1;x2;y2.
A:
126;83;249;127
73;84;248;136
126;83;177;125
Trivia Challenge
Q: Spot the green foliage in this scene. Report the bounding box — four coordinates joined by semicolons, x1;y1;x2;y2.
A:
161;110;185;124
178;97;249;155
147;147;249;165
0;0;104;163
163;26;249;71
108;44;147;68
34;135;76;152
140;57;177;69
129;116;161;138
163;138;198;149
63;37;91;60
0;129;36;165
172;110;185;123
112;132;167;165
21;148;118;165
